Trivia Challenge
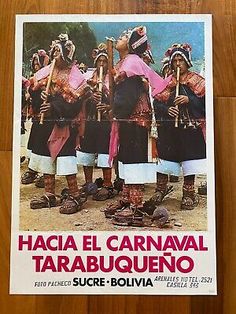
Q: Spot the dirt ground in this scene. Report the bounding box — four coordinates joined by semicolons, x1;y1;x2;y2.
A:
19;162;207;232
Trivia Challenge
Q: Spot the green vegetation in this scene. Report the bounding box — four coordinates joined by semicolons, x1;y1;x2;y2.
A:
23;22;97;76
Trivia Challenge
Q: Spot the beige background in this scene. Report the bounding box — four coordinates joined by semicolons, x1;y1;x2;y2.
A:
0;1;236;313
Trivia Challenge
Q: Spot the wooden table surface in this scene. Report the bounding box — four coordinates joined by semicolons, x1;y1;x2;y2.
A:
0;1;235;313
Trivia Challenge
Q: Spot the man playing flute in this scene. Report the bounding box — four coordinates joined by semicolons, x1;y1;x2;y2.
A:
21;50;49;187
105;26;170;226
77;43;116;201
28;34;90;214
153;43;206;210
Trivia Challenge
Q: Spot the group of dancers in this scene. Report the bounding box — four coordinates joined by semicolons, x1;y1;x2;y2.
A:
21;26;206;227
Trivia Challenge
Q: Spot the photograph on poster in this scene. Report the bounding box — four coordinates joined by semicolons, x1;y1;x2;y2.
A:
11;14;216;295
20;19;207;231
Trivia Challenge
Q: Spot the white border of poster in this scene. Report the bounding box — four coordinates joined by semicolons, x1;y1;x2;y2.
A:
10;14;216;295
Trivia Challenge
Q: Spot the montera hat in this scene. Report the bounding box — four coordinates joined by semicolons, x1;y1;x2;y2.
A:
91;42;108;66
165;43;193;68
50;34;76;64
121;26;148;55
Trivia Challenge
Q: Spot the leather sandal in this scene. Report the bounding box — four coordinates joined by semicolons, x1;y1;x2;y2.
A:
61;188;87;204
181;194;199;210
104;199;130;218
150;185;173;205
21;170;38;184
112;207;144;227
92;187;117;201
59;195;83;215
30;193;57;209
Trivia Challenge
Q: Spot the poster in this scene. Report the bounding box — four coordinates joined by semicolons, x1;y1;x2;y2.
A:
10;14;216;295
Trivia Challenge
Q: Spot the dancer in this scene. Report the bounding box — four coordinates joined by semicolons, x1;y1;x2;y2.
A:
153;43;206;210
28;34;90;214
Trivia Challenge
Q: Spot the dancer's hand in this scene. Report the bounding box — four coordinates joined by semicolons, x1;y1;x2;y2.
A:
168;106;179;118
92;91;102;103
41;90;49;102
174;95;189;106
96;103;110;113
40;102;51;116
